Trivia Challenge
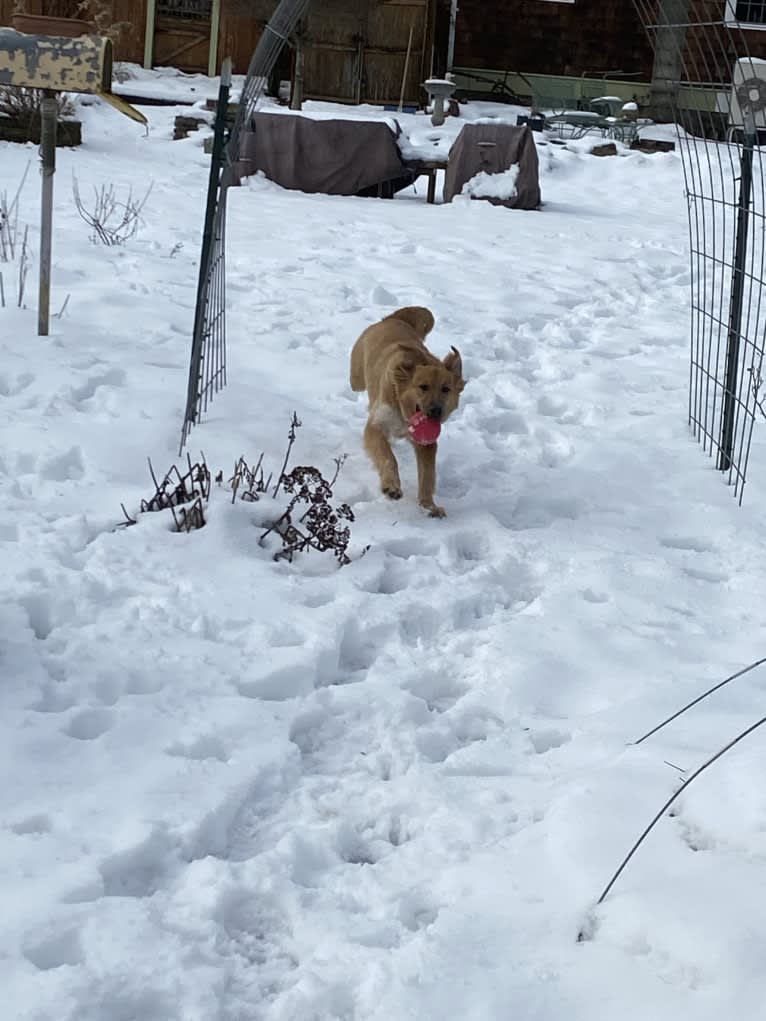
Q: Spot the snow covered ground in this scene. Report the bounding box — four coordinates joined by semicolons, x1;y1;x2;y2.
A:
3;86;766;1021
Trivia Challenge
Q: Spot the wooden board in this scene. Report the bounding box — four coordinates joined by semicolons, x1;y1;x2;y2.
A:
216;4;266;75
153;10;210;72
303;0;433;106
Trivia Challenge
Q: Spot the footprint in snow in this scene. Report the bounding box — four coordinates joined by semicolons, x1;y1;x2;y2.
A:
23;929;84;971
0;371;34;397
65;708;113;741
69;367;126;404
527;728;571;754
371;284;398;306
10;814;52;836
166;734;229;762
98;827;177;898
39;445;85;482
660;535;715;554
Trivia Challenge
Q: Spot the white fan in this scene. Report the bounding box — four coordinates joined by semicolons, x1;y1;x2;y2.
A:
729;57;766;133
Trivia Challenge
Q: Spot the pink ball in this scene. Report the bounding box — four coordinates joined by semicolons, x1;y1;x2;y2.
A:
408;411;441;446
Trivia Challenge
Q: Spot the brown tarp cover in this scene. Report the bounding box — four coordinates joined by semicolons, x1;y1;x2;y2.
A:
443;123;541;209
236;111;413;196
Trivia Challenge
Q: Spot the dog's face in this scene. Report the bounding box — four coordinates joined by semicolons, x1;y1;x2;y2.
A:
395;347;465;423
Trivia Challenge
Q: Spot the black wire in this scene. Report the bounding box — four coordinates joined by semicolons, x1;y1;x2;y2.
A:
633;655;766;745
597;713;766;905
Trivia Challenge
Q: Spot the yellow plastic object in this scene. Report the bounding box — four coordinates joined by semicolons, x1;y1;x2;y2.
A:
99;90;148;126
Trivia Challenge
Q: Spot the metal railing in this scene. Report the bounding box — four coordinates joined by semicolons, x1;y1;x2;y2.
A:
634;0;766;502
179;0;312;452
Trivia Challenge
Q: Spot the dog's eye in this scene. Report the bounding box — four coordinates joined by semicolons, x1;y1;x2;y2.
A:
441;385;451;395
419;384;430;392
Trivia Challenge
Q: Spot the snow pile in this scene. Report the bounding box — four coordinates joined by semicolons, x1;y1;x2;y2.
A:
460;163;521;201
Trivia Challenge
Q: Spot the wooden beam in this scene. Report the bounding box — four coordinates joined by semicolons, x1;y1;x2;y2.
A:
160;33;208;65
208;0;221;77
144;0;156;68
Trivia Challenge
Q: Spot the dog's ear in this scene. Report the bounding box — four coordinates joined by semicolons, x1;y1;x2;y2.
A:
443;345;463;380
393;348;416;385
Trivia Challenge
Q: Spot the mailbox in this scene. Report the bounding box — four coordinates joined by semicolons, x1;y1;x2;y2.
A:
0;28;146;124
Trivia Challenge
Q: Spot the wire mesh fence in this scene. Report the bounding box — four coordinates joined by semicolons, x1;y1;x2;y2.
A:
179;0;312;453
633;0;766;502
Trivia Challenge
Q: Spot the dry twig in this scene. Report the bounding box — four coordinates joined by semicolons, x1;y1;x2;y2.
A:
72;174;153;246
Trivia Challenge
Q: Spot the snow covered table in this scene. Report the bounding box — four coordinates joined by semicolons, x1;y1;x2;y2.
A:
401;158;449;204
235;111;417;198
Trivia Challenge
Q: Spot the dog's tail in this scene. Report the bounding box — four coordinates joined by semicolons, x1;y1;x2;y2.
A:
385;306;435;340
349;336;366;392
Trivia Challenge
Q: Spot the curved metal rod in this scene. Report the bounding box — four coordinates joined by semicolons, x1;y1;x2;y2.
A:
597;714;766;906
632;656;766;746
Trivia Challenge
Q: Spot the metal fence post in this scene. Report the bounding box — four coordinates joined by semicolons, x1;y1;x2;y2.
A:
38;90;57;337
179;0;314;451
180;57;232;451
719;108;756;472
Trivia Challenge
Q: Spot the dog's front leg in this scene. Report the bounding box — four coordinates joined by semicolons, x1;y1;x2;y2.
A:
364;421;402;500
415;442;445;518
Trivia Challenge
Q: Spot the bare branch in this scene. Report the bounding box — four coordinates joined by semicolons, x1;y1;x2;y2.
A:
72;174;153;246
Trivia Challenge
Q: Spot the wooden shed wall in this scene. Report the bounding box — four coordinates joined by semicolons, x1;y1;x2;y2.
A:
217;4;264;75
0;0;147;65
450;0;653;80
301;0;434;105
0;0;434;99
678;0;766;79
447;0;766;83
111;0;147;65
7;0;766;98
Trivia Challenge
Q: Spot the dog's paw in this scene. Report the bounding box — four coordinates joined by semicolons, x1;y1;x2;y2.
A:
420;502;447;519
382;484;403;500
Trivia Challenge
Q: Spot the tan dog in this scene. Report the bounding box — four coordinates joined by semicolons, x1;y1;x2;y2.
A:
350;306;464;518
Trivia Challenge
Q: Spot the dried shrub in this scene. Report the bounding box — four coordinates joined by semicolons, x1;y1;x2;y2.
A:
77;0;133;44
0;164;31;309
11;1;133;42
0;87;74;125
230;415;357;566
260;462;355;566
72;175;153;246
119;454;210;532
0;163;30;265
120;417;359;565
0;226;31;310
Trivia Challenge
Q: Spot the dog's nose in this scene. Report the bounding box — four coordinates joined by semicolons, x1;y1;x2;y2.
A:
426;404;443;420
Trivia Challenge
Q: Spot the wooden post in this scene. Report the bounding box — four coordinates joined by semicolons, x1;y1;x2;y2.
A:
289;22;305;110
144;0;156;69
398;20;414;112
446;0;457;74
208;0;221;78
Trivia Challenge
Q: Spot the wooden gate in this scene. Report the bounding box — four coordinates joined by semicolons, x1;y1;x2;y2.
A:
153;0;212;72
303;0;433;107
